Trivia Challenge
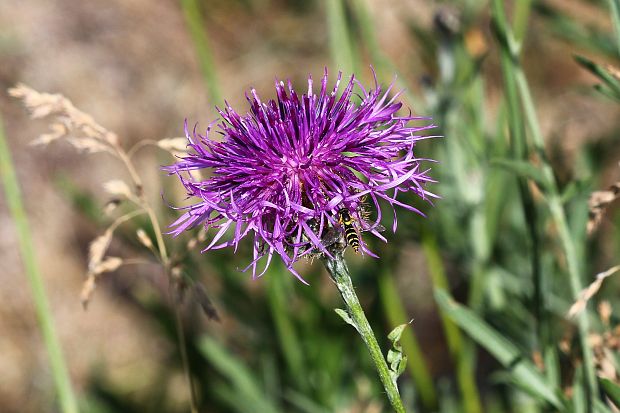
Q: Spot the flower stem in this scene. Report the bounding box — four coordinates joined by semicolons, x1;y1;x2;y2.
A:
323;253;406;413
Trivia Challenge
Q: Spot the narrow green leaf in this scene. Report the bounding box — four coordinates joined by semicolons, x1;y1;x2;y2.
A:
608;0;620;56
326;0;356;75
434;289;564;408
198;336;280;413
594;84;620;103
266;266;307;391
387;322;409;383
422;234;482;413
387;323;408;343
334;308;357;330
574;55;620;98
595;400;614;413
284;390;332;413
572;366;586;413
180;0;222;104
490;158;548;189
0;112;79;413
601;378;620;408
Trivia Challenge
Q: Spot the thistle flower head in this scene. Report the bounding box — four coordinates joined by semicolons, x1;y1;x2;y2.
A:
165;69;437;283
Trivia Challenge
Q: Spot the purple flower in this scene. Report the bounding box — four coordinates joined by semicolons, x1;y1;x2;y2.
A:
165;69;437;283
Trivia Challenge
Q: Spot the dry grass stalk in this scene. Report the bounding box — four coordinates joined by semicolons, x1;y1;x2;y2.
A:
9;84;164;307
587;179;620;235
157;137;189;154
604;63;620;81
568;265;620;318
11;84;209;412
8;83;119;148
136;229;154;249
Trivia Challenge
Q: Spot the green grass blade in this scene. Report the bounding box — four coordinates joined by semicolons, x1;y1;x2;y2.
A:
347;0;422;115
574;55;620;98
180;0;223;104
266;263;307;391
423;234;482;413
0;114;79;413
377;270;437;409
512;0;533;42
326;0;356;75
601;378;620;408
198;336;281;413
490;159;548;190
435;289;564;409
348;0;386;76
608;0;620;56
492;0;598;402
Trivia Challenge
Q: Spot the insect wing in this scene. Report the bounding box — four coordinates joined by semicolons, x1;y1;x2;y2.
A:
358;218;386;233
320;226;343;248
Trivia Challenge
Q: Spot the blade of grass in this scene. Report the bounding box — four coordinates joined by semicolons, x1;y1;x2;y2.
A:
422;233;482;413
608;0;620;56
574;55;620;97
198;336;281;413
377;270;437;410
347;0;422;111
0;114;79;413
435;289;564;409
494;5;549;364
326;0;356;75
512;0;533;43
601;378;620;408
265;262;308;392
180;0;223;104
492;0;598;403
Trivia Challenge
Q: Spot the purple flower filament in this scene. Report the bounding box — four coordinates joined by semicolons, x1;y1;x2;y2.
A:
165;69;437;283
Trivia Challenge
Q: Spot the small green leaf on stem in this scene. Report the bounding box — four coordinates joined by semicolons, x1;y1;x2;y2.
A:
387;321;411;383
490;158;548;190
574;55;620;99
334;308;358;330
601;378;620;407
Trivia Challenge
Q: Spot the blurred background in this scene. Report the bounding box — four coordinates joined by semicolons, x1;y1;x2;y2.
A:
2;0;620;412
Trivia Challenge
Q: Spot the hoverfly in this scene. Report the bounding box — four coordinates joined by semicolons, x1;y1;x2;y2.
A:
320;208;386;252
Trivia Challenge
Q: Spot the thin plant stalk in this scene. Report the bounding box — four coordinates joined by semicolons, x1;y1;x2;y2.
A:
0;115;79;413
323;253;407;413
115;123;198;413
608;0;620;56
326;0;357;76
172;288;199;413
347;0;422;109
180;0;223;105
512;0;533;43
495;2;549;357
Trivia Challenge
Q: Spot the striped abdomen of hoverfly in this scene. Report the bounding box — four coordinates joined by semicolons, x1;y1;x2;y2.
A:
338;208;360;252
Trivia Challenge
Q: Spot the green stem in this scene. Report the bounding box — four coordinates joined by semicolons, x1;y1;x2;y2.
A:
607;0;620;57
171;284;198;413
323;253;406;413
326;0;357;76
0;115;79;413
180;0;223;105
